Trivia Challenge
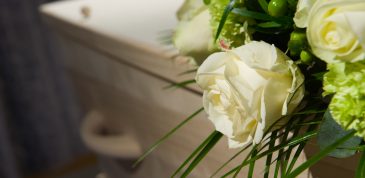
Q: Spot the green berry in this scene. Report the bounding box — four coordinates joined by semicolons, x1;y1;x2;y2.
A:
300;50;313;64
290;31;306;42
268;0;288;17
288;31;307;56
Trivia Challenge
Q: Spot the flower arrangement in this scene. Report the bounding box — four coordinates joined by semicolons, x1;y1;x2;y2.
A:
134;0;365;177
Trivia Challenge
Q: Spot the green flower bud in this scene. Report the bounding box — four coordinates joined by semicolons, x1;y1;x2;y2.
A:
268;0;288;17
300;50;313;64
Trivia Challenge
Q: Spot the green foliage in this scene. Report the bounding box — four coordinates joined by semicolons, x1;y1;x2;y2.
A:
324;62;365;138
318;110;362;158
284;130;356;178
211;0;250;47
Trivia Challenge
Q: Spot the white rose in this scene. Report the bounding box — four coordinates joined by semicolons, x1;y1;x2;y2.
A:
196;41;305;148
306;0;365;63
176;0;205;21
293;0;316;28
173;1;217;64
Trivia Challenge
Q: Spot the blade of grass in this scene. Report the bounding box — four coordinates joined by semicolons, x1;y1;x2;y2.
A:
356;151;365;178
180;132;223;178
133;108;204;167
210;143;252;177
264;130;278;178
215;0;237;41
171;131;218;177
163;79;196;89
285;118;320;174
248;148;258;178
281;122;302;175
273;149;284;178
178;69;197;76
293;110;326;115
223;131;317;177
233;145;259;178
221;165;239;178
285;143;306;174
284;130;356;178
272;118;296;178
274;125;293;178
211;129;282;178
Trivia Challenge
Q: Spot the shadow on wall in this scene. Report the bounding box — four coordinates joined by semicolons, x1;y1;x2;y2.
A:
0;0;90;177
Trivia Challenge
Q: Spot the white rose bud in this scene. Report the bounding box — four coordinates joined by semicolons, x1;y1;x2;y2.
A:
173;1;217;64
176;0;205;21
305;0;365;63
196;41;305;148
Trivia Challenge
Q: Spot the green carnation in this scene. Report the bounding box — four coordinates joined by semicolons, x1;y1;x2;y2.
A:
324;62;365;138
208;0;252;48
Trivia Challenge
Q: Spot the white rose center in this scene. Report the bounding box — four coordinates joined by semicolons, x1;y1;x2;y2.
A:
325;31;340;47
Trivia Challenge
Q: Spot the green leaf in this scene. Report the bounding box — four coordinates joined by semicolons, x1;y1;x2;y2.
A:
292;109;326;115
285;130;356;178
133;108;204;167
171;131;218;177
180;131;223;177
232;8;291;24
318;110;362;158
163;79;196;89
258;0;269;13
215;0;237;41
312;72;326;81
356;151;365;178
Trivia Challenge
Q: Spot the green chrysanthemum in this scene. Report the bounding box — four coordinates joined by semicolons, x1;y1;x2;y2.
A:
324;62;365;138
209;0;252;48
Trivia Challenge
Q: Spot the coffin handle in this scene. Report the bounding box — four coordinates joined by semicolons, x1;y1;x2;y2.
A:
80;111;142;159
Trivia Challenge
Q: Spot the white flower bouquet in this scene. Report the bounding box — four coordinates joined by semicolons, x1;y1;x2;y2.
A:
134;0;365;177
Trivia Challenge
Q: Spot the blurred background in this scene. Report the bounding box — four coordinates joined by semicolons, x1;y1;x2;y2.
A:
0;0;192;177
0;0;97;177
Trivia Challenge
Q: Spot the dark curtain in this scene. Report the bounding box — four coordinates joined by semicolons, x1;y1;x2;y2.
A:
0;0;88;177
